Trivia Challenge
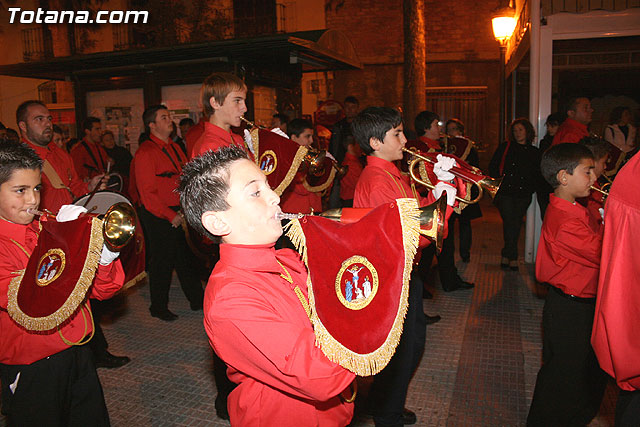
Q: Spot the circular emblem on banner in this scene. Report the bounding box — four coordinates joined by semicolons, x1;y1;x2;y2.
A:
259;150;277;175
447;144;458;155
36;248;66;287
335;255;379;310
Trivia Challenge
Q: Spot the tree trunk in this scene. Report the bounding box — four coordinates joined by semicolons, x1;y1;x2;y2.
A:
403;0;426;134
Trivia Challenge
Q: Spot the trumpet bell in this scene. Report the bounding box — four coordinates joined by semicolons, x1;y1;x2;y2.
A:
102;202;137;250
418;194;447;254
478;176;503;199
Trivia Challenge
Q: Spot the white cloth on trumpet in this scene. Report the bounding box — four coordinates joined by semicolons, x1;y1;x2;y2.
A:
243;130;256;155
56;204;88;222
432;154;456;182
432;181;457;207
270;127;289;139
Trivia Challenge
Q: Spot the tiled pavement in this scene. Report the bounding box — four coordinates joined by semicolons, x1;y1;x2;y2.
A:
1;200;618;426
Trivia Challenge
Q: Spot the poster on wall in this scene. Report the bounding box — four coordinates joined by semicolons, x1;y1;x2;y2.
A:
86;88;144;154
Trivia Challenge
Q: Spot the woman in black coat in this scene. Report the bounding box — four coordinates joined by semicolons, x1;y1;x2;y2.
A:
489;118;543;270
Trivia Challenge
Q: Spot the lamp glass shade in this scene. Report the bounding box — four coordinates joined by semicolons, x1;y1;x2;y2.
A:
492;16;517;43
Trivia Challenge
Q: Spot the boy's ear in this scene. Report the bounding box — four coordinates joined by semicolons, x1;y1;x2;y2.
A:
209;96;221;112
369;137;382;152
202;211;230;237
556;169;568;186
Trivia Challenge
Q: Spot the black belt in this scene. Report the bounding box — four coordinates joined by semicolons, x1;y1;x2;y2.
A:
551;285;596;304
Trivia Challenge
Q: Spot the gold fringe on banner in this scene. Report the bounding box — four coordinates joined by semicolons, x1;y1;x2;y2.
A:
285;198;420;376
303;166;336;193
7;217;105;332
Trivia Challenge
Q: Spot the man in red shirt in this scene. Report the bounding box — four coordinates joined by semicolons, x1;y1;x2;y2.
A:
352;107;458;427
177;145;356;426
552;97;593;145
70;116;112;181
0;140;125;426
528;143;607;426
280;119;323;214
16;100;104;212
591;150;640;424
190;72;249;159
132;105;204;321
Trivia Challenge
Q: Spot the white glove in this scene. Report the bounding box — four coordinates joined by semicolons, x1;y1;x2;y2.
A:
99;245;120;266
271;127;289;139
432;181;458;207
243;129;255;155
599;208;604;223
56;205;88;222
432;154;456;182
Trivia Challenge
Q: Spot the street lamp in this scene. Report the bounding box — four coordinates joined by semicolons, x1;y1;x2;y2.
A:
492;4;517;144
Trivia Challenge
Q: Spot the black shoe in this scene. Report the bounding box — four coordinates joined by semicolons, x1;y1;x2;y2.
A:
509;260;518;271
425;314;441;325
94;351;131;369
422;289;433;299
443;280;475;292
500;257;509;269
461;256;470;263
150;308;178;321
190;302;203;311
402;408;417;425
215;395;229;420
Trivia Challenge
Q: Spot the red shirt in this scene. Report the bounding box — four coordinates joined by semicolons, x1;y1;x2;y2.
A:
184;119;206;158
353;156;443;249
190;122;246;159
132;134;186;222
552;118;589;145
23;138;88;212
339;153;364;201
70;138;111;180
205;244;355;426
280;172;323;215
592;152;640;391
0;218;124;365
535;194;602;297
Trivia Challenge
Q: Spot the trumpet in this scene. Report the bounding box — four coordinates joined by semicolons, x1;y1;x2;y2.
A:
276;194;447;253
402;148;502;204
28;202;137;250
590;185;610;203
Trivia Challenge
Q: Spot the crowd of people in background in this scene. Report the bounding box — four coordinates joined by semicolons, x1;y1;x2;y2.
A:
0;70;638;426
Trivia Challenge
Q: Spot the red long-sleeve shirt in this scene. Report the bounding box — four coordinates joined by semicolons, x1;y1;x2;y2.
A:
552;118;589;145
0;218;124;365
535;194;602;297
22;138;88;212
132;134;186;222
339;153;363;201
190;122;247;159
205;244;355;426
70;138;112;180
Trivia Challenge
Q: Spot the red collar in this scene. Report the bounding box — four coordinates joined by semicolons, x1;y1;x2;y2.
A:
21;137;51;159
0;218;41;246
219;243;305;276
418;136;441;150
549;194;589;220
148;133;171;146
564;118;588;133
365;155;403;178
204;121;237;143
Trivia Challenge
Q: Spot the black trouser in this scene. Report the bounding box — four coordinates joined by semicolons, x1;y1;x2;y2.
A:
495;195;532;261
88;299;108;358
367;269;427;427
140;207;204;313
458;214;472;260
212;349;237;410
420;215;461;290
0;346;110;427
616;389;640;427
527;288;608;426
